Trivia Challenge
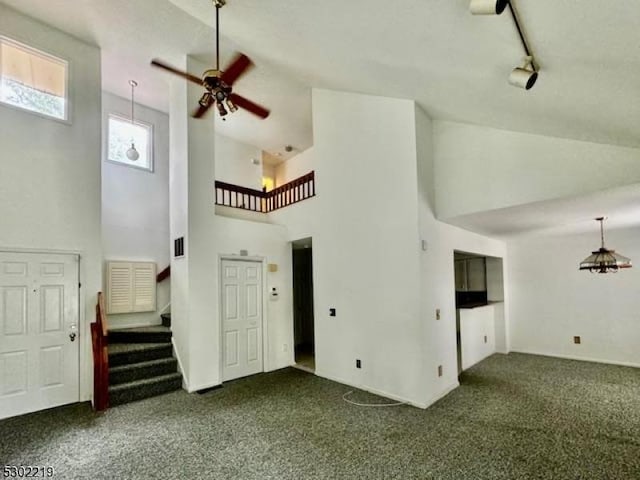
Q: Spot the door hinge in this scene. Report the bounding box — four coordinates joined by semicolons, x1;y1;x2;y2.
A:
79;283;82;288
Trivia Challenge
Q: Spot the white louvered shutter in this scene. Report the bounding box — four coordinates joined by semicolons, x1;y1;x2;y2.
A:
107;261;157;314
107;262;133;314
132;263;156;312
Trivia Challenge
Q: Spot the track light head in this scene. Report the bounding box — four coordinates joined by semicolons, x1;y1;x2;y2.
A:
509;68;538;90
509;56;538;90
470;0;509;15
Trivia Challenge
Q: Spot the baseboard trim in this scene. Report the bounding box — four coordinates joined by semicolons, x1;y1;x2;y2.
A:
511;350;640;369
171;338;188;391
187;381;221;394
424;381;460;408
315;371;428;409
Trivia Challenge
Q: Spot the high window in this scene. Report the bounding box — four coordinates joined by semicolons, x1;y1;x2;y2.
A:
0;36;68;120
107;114;153;172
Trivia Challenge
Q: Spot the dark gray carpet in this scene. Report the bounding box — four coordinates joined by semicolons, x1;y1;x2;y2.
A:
1;353;639;479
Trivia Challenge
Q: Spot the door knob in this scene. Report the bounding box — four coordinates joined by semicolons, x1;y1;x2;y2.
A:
69;324;77;342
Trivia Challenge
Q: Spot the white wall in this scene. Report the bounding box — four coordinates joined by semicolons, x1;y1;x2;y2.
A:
170;57;294;392
309;89;426;406
275;147;314;186
169;57;191;380
415;106;508;405
271;90;509;408
508;227;640;367
214;133;262;190
459;306;496;370
0;5;102;402
214;216;294;374
102;92;170;328
434;121;640;220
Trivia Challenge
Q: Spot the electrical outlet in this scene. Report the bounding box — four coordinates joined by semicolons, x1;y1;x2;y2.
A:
356;359;361;369
438;365;443;377
574;336;581;345
282;343;288;353
436;309;441;320
484;335;487;344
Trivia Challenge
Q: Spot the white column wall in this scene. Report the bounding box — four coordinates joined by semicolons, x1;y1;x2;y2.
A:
310;89;424;405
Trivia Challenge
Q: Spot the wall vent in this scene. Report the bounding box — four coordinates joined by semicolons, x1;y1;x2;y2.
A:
174;237;185;258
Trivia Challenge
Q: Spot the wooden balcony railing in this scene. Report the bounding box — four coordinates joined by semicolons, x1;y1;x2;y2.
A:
215;171;315;213
91;292;109;411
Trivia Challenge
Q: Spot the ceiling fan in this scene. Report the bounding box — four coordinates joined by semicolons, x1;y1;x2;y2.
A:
150;0;270;120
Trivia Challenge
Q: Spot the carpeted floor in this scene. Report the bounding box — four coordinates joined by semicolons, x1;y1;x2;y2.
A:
1;353;639;480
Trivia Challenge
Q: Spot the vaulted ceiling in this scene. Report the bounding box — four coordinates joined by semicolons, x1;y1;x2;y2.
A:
2;0;640;235
3;0;640;155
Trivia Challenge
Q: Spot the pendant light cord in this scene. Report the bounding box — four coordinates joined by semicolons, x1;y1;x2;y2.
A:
129;80;137;125
600;218;605;249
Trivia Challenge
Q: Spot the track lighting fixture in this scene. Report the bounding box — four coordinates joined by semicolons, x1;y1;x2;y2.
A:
509;56;538;90
469;0;540;90
469;0;508;15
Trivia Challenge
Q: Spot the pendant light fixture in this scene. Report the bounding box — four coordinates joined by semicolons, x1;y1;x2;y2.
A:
579;217;632;273
126;80;140;161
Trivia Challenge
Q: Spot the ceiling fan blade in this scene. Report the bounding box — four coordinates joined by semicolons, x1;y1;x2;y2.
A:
220;53;253;86
151;59;203;85
228;93;270;119
192;101;214;119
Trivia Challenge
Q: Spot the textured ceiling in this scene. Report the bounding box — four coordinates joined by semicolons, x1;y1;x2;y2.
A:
3;0;640;236
170;0;640;149
0;0;313;156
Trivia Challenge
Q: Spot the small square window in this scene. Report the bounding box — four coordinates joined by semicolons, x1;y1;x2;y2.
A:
107;114;153;172
0;36;68;121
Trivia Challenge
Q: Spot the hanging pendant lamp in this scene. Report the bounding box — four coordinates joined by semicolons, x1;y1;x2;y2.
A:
126;80;140;161
579;217;632;273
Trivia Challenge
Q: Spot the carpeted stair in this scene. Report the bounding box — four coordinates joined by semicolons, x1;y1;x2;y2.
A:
108;325;182;407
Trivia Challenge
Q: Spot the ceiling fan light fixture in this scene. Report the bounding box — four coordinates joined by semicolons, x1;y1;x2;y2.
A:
199;92;213;108
216;101;228;117
579;217;632;273
226;97;238;113
470;0;509;15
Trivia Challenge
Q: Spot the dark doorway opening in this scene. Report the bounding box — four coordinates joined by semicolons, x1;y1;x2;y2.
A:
292;238;315;372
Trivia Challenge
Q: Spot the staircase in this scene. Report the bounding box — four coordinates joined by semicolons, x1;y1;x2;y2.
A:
107;321;181;406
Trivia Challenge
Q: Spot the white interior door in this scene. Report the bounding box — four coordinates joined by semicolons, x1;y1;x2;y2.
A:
0;252;80;419
221;259;263;382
